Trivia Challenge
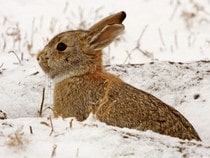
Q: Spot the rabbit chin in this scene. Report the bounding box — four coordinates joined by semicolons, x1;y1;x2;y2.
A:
52;71;76;84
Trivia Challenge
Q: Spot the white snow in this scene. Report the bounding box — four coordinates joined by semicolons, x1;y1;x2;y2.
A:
0;0;210;157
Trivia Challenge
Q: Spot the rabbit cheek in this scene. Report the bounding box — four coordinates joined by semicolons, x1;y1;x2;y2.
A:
65;57;69;62
71;59;80;65
64;57;79;65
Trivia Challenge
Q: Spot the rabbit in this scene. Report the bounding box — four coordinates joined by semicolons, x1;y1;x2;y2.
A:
37;11;201;141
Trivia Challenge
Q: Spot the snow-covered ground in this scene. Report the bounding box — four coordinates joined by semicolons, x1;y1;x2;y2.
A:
0;0;210;157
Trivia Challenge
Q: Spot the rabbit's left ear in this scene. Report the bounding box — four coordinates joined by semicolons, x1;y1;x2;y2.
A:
88;24;124;51
87;11;126;51
89;11;126;32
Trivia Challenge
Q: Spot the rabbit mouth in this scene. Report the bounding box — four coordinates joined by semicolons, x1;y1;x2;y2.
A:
39;61;69;80
38;61;52;76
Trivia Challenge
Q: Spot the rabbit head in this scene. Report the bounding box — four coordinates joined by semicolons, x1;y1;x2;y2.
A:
37;11;126;82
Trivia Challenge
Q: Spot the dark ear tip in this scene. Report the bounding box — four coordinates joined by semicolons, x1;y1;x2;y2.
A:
120;11;126;21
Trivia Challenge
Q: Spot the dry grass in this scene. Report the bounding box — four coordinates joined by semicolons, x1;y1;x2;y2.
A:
29;126;33;134
69;118;74;128
5;126;28;148
123;24;154;64
38;87;46;117
8;50;22;64
170;0;181;21
180;0;210;29
51;144;57;158
40;116;55;136
75;148;80;158
49;116;54;136
0;63;3;75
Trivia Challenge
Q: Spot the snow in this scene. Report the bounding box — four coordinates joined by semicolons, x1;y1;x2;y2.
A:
1;116;210;158
0;117;206;158
0;0;210;157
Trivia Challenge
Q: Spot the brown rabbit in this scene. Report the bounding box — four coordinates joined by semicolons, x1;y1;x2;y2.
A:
37;11;201;141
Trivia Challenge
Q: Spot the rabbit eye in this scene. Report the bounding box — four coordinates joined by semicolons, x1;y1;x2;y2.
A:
56;42;67;51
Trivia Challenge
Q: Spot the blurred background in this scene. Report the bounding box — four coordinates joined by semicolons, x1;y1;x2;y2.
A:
0;0;210;64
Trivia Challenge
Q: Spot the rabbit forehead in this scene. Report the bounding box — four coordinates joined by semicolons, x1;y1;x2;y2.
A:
47;30;89;47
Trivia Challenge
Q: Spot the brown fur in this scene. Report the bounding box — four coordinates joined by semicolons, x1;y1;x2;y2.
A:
37;11;201;140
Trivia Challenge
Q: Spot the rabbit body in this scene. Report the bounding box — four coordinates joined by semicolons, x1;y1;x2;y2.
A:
37;11;201;140
54;71;200;140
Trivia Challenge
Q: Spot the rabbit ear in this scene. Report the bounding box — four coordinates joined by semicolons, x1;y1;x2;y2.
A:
88;24;124;51
89;11;126;32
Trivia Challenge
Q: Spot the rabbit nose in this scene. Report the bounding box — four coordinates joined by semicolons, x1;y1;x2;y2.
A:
37;55;43;62
37;55;40;61
37;53;49;62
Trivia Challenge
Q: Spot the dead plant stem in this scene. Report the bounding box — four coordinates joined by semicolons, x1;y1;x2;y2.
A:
38;87;45;117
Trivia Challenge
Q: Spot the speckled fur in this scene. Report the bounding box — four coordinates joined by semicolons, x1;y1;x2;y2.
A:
37;11;200;140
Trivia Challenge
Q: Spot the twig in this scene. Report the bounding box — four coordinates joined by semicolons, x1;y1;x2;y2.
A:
174;30;178;49
94;7;103;21
69;119;74;128
29;126;33;134
39;16;43;29
42;106;54;115
0;63;3;74
170;45;174;54
170;0;181;21
3;16;8;25
158;28;165;47
1;33;6;51
49;18;57;34
188;33;196;47
123;50;132;64
49;116;54;136
38;87;45;117
31;18;35;45
30;71;39;76
8;50;22;64
21;52;24;61
138;24;148;44
40;121;50;127
63;1;69;13
75;148;79;158
51;144;57;158
78;6;87;29
137;47;153;59
0;63;3;68
123;25;151;63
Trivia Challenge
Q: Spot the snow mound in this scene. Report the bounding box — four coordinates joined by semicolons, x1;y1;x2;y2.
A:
0;116;210;158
